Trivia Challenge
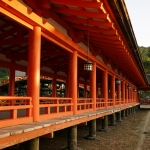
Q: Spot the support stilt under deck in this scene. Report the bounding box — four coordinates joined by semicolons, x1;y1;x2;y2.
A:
100;116;109;131
24;138;39;150
116;111;122;122
109;114;116;126
86;119;96;140
67;125;77;150
121;110;126;119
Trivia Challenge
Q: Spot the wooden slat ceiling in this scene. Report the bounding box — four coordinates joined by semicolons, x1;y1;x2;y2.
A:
0;0;146;86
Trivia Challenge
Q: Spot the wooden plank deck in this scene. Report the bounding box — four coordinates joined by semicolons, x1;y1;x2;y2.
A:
0;103;139;149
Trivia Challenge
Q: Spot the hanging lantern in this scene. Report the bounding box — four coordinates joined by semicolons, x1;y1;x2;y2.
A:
133;88;137;92
127;84;131;89
84;61;93;71
115;78;121;85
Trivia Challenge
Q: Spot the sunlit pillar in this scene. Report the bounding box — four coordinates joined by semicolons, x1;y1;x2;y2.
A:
122;81;125;104
103;70;108;108
118;84;121;105
84;82;87;98
52;77;56;97
90;62;96;111
27;26;41;122
69;51;77;115
8;60;15;96
111;75;115;107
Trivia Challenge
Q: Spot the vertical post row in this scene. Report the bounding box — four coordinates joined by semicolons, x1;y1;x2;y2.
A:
69;51;77;115
111;75;115;107
90;62;96;111
122;81;125;104
103;70;108;108
27;26;41;122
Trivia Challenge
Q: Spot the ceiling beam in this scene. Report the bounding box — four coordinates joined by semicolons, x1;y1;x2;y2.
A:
52;7;108;20
49;0;102;9
62;16;113;28
0;37;28;46
70;23;116;34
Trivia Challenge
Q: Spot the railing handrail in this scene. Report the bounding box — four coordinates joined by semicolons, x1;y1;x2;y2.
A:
39;97;72;100
0;96;32;100
77;98;93;100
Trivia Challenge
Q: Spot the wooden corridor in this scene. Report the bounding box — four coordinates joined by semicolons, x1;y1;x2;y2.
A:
0;103;138;149
0;0;149;149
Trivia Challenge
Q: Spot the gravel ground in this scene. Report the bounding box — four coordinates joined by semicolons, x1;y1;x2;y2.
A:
39;109;149;150
4;109;150;150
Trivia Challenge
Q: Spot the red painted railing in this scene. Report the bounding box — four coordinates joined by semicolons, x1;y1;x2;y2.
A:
39;97;73;120
77;98;93;114
96;98;105;109
0;96;138;128
0;96;32;128
108;99;113;107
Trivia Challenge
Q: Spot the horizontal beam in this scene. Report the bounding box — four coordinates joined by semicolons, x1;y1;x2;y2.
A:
82;31;119;40
0;37;28;46
50;0;102;9
52;7;108;20
71;23;116;34
62;16;113;28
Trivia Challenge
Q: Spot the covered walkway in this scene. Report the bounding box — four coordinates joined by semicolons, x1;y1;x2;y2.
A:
0;0;148;149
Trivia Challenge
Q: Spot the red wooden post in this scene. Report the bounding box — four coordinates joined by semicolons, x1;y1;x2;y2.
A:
52;77;56;97
103;70;108;108
27;26;41;122
118;84;121;105
90;62;96;111
69;51;77;115
84;82;87;98
122;81;125;104
111;75;115;106
9;60;15;106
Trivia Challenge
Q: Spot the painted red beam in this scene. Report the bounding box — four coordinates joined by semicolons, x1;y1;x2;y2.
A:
71;23;116;34
0;37;28;46
82;31;119;40
0;28;17;40
89;38;122;45
49;0;102;9
52;7;108;19
62;16;113;28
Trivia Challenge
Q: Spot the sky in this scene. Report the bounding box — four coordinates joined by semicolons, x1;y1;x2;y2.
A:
125;0;150;47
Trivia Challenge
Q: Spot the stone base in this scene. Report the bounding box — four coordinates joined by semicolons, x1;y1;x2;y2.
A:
108;123;116;126
62;147;82;150
116;120;122;122
85;135;96;140
99;128;111;132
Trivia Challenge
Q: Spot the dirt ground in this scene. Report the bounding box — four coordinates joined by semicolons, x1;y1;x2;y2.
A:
5;109;150;150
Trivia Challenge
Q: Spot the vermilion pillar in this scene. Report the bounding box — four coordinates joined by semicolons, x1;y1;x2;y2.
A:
66;78;69;97
8;60;15;96
103;70;108;108
84;82;87;98
27;26;41;122
90;62;96;111
52;77;56;97
118;83;121;105
69;51;77;115
122;81;125;104
111;75;115;106
126;84;129;103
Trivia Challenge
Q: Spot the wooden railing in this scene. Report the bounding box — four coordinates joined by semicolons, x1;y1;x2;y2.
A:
39;97;73;120
0;96;32;128
96;98;105;109
115;99;120;105
108;99;113;107
77;98;93;114
0;96;138;128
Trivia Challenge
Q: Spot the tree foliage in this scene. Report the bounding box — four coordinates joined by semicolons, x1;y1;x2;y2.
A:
139;46;150;74
0;68;9;81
